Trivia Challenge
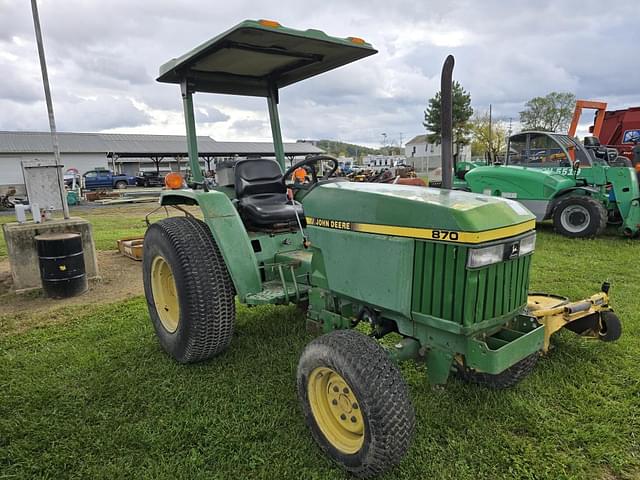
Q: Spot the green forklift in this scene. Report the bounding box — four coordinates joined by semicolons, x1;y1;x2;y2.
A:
459;131;640;238
143;20;621;477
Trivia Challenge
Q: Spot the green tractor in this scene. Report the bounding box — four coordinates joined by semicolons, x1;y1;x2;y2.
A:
459;131;640;238
143;20;622;477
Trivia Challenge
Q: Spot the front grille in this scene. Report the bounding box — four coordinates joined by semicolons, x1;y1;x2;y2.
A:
412;241;531;325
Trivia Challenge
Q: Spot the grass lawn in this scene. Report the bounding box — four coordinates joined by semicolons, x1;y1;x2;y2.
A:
0;204;198;258
1;209;640;479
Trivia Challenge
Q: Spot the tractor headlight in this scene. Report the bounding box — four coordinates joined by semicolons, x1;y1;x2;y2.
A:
467;244;504;268
519;233;536;255
467;233;536;269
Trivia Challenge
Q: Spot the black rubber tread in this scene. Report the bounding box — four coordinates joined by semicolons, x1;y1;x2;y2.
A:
552;195;607;238
297;330;415;478
455;353;539;389
143;216;235;363
598;311;622;342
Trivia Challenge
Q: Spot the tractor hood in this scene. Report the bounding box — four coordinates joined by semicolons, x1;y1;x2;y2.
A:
302;182;535;244
465;165;576;200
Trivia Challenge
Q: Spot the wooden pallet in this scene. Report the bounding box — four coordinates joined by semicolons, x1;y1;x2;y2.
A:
117;237;144;261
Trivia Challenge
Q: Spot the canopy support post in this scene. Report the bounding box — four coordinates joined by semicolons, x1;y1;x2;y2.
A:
267;85;286;172
181;80;204;184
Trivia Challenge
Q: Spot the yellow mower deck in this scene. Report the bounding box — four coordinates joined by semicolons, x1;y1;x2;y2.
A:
527;291;610;352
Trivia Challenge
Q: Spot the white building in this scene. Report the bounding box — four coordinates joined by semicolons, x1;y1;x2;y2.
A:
363;154;406;169
404;134;471;173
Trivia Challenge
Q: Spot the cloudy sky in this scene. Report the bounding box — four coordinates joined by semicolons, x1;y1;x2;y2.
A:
1;0;638;147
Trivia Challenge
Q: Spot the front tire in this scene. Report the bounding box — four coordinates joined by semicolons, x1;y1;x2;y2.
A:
552;196;607;238
297;330;415;478
455;353;539;389
143;216;235;363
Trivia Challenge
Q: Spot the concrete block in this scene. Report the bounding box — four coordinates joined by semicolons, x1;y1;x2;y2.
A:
2;217;100;293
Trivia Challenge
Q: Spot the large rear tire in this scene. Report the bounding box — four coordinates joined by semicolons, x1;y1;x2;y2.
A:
115;180;128;189
143;216;235;363
552;195;607;238
297;330;415;478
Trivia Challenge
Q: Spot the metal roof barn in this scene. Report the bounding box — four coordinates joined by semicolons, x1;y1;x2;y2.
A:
0;131;323;193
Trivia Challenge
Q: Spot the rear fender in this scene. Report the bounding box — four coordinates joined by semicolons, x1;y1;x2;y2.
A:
160;190;261;301
546;186;602;219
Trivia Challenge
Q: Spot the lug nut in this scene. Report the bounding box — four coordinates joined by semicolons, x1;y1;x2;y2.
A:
333;386;339;393
352;403;358;409
332;399;338;406
340;414;347;420
350;416;357;423
343;387;349;394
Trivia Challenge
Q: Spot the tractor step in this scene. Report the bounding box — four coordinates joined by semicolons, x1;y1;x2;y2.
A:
246;280;310;305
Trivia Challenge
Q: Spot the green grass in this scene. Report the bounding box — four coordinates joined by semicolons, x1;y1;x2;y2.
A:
1;225;640;479
0;205;196;258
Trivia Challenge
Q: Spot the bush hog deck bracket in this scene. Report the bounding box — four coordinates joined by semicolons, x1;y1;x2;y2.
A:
142;19;623;478
528;283;621;351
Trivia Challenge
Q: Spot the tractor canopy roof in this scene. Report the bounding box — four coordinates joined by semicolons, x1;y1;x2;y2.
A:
157;19;377;96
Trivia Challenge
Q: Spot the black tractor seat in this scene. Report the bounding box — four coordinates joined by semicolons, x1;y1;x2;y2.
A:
234;158;305;229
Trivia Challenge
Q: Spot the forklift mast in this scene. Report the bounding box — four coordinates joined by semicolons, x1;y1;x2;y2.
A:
568;99;607;139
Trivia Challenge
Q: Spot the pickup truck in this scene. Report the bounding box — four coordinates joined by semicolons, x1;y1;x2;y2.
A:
135;171;165;187
82;170;137;190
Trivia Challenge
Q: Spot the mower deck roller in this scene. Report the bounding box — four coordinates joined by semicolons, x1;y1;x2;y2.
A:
143;20;623;477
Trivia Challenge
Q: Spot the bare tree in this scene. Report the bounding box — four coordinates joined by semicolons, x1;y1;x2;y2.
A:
471;112;508;162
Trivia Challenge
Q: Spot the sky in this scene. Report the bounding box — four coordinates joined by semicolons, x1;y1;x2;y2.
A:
1;0;638;147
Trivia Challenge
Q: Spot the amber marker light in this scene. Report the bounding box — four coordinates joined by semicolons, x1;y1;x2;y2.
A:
164;172;184;190
348;37;366;44
258;19;281;28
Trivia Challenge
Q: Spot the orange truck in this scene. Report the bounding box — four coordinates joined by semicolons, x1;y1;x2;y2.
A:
597;107;640;162
569;100;640;163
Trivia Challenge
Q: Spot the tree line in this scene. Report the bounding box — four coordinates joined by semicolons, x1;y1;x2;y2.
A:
423;86;577;159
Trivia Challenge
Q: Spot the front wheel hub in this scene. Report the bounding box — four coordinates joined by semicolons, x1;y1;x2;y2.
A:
307;367;364;454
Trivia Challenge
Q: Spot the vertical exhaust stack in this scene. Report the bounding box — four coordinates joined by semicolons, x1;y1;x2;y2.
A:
440;55;454;190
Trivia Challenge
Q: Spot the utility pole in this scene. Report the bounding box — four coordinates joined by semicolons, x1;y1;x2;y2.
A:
31;0;69;219
488;104;492;164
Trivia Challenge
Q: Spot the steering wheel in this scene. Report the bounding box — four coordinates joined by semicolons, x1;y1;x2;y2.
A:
282;155;340;190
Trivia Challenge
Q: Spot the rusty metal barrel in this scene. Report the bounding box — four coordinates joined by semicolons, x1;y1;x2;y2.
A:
35;232;88;298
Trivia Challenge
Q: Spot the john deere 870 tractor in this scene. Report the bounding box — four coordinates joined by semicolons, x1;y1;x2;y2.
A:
459;131;640;238
143;20;622;477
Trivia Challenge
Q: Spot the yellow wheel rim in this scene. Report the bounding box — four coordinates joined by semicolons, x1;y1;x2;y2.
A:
150;255;180;333
308;367;365;454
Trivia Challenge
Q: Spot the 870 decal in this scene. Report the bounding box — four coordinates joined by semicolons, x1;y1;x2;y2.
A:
430;230;460;241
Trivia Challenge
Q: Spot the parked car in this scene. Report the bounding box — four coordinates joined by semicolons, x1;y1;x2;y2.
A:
82;169;137;190
136;171;165;187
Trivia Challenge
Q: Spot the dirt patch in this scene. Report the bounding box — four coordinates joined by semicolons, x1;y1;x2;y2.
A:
0;250;143;317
